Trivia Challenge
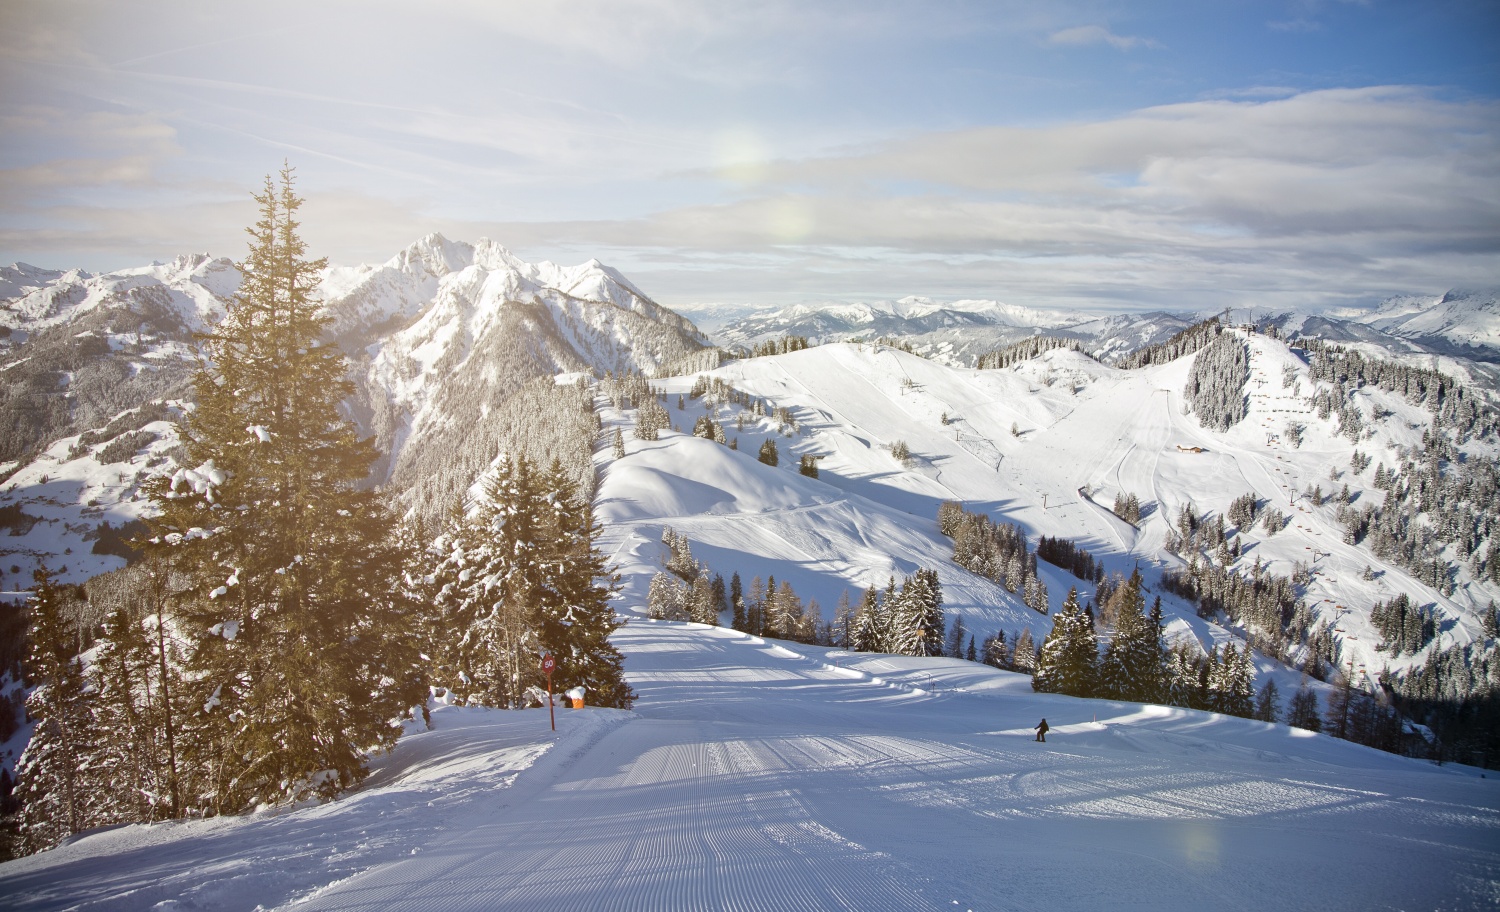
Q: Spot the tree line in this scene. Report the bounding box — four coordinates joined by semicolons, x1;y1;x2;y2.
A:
976;336;1082;371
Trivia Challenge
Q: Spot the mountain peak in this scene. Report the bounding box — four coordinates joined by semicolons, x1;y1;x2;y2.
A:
386;233;474;277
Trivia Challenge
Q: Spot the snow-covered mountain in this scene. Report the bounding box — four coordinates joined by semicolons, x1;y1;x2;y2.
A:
0;254;239;344
335;234;708;500
682;296;1085;364
0;237;709;589
686;297;1207;368
696;291;1500;372
1341;288;1500;357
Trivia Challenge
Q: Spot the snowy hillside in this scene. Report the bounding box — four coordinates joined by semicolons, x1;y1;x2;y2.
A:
3;620;1494;911
597;338;1495;692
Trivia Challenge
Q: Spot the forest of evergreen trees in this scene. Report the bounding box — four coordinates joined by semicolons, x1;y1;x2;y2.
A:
740;335;812;358
937;501;1049;614
1183;332;1250;431
646;526;952;660
0;289;196;471
1035;535;1104;584
1114;315;1224;369
976;336;1082;370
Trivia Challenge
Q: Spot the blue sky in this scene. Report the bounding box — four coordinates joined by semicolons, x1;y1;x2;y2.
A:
1;0;1496;313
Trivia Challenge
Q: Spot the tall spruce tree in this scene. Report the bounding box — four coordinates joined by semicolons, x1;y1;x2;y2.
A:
730;572;746;632
1213;643;1255;717
890;570;944;657
851;586;881;652
427;455;634;710
145;168;424;812
1287;679;1322;732
533;459;635;708
13;569;99;853
1099;569;1166;703
1033;587;1098;696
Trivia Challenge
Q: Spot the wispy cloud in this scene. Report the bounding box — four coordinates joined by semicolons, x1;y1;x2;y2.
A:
486;87;1500;311
1046;24;1161;51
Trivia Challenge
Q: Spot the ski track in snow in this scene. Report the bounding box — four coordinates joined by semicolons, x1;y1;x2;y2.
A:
4;620;1497;912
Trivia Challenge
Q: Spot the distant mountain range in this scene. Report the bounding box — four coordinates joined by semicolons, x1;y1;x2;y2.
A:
0;236;711;588
2;237;1494;596
680;288;1500;370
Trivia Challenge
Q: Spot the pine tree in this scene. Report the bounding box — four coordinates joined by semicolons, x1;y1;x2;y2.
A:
1209;643;1255;718
144;168;425;811
1100;574;1172;704
945;614;967;659
758;438;779;466
1013;627;1037;673
965;635;977;662
612;426;626;459
1033;587;1097;697
730;572;746;632
891;569;944;657
87;600;161;827
533;459;635;708
851;586;881;652
1287;679;1322;732
13;569;100;853
1253;677;1281;724
647;572;686;620
982;631;1009;669
710;574;729;621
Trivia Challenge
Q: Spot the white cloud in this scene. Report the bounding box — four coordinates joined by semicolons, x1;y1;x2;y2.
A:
1046;24;1160;51
475;87;1500;311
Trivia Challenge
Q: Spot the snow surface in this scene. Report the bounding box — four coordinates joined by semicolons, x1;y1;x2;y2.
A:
3;620;1495;911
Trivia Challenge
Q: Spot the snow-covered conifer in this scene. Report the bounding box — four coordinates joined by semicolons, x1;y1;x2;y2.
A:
13;570;101;853
758;438;779;466
145;169;422;812
1099;569;1167;704
1032;587;1097;697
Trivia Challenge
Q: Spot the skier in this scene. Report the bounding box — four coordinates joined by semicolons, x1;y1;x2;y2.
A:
1034;718;1049;742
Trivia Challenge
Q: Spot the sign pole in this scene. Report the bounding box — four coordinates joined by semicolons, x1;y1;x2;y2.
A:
542;653;556;731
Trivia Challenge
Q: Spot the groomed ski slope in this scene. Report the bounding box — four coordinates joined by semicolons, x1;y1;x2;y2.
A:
4;620;1495;911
